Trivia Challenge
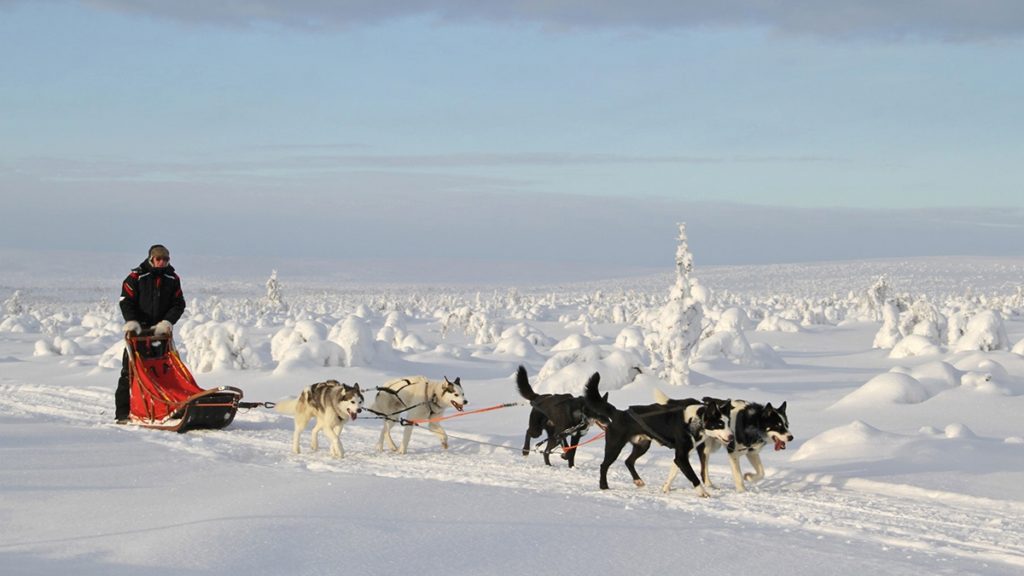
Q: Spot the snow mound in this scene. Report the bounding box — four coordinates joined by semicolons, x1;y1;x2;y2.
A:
1013;337;1024;356
550;333;592;351
791;420;911;462
831;372;931;409
888;334;942;359
756;315;801;332
490;335;542;360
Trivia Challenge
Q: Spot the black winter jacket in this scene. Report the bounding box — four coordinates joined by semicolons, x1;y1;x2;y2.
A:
119;260;186;328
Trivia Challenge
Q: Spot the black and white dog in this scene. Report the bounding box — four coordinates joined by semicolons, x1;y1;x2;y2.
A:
584;378;732;497
275;380;364;459
515;365;597;468
700;396;793;492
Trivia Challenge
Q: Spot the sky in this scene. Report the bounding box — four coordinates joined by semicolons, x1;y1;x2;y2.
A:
1;1;1023;277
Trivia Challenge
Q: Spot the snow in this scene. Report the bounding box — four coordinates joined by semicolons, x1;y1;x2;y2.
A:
2;255;1024;575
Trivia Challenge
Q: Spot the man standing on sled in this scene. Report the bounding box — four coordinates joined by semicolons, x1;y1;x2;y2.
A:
115;244;186;423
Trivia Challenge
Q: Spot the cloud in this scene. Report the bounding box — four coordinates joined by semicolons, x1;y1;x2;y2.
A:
76;0;1024;41
0;152;835;184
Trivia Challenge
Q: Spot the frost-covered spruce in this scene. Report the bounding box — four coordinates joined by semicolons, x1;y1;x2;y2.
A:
649;222;705;386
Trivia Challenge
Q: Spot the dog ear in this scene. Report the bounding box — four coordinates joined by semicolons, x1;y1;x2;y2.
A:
602;392;609;402
778;401;787;413
454;376;461;386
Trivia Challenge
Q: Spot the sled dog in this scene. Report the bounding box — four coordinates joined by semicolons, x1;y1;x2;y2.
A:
584;378;732;497
515;365;598;468
372;376;467;454
275;380;363;459
698;396;793;492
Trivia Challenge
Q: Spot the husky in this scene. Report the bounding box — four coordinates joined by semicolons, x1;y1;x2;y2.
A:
515;365;597;468
699;396;793;492
372;376;467;454
275;380;364;459
584;378;732;497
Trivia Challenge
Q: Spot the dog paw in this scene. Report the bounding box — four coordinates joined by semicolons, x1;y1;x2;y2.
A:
661;484;672;494
634;479;646;488
694;487;711;498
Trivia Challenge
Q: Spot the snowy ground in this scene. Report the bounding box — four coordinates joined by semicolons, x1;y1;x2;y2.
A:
2;257;1023;575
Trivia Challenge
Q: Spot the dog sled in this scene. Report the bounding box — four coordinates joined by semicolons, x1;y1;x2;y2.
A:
126;330;244;433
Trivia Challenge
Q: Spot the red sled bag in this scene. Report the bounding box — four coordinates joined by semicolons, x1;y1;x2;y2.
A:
126;330;243;433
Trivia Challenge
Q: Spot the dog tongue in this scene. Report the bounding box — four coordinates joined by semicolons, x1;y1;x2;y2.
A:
774;438;786;451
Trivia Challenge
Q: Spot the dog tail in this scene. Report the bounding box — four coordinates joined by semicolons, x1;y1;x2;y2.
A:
583;372;614;422
652;388;670;405
515;365;540;402
274;398;298;415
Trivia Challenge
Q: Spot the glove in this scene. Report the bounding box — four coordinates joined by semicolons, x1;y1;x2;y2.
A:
154;320;173;336
123;320;141;334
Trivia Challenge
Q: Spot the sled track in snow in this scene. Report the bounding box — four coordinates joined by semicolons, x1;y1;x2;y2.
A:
3;382;1024;571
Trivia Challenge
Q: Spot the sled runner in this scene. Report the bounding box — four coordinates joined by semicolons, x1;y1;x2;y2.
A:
126;330;243;433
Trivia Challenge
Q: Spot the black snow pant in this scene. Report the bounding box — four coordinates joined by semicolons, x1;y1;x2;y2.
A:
115;349;131;420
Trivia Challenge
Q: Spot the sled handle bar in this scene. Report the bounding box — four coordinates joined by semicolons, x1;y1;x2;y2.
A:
125;329;170;344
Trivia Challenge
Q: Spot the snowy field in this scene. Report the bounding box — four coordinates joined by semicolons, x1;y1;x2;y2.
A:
2;255;1024;575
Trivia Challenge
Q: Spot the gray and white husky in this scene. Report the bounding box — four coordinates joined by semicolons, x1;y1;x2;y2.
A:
372;376;467;454
275;380;364;459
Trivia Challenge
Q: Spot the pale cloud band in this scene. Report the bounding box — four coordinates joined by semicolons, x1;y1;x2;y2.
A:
72;0;1024;41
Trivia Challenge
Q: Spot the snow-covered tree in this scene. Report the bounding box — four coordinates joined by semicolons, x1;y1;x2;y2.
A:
3;290;25;315
650;223;705;386
867;276;889;322
263;270;287;313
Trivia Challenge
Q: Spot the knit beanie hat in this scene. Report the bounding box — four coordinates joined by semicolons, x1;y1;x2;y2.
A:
149;244;170;260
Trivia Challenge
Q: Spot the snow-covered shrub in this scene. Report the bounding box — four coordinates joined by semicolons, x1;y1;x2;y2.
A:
537;345;643;394
614;326;645;350
328;315;377;367
872;301;901;350
952;310;1010;352
182;320;265;372
501;323;555;348
272;320;345;372
3;290;26;315
0;313;42;333
33;339;58;356
899;298;946;343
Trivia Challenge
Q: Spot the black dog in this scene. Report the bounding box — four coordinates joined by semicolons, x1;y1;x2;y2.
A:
516;365;597;468
584;378;732;497
699;396;793;492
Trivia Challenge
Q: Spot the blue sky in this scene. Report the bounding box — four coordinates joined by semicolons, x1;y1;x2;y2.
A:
1;1;1022;278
